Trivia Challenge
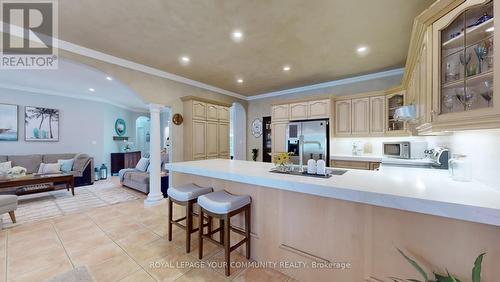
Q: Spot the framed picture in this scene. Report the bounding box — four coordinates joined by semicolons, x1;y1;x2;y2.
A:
0;103;18;141
25;106;59;141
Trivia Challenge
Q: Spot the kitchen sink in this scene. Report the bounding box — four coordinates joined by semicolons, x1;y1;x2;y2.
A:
269;167;347;178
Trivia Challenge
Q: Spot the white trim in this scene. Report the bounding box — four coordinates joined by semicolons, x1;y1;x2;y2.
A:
0;83;148;113
247;68;405;100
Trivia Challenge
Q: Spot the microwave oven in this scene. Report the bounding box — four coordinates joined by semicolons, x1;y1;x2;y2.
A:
383;141;427;159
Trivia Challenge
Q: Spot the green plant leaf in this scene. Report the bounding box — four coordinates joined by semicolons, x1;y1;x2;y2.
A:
397;248;429;282
434;272;448;282
446;270;458;282
472;253;486;282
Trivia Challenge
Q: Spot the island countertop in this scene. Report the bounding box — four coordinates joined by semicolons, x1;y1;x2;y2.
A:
166;159;500;226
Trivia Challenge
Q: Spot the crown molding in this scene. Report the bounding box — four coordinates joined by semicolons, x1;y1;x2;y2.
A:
247;68;404;100
0;83;148;113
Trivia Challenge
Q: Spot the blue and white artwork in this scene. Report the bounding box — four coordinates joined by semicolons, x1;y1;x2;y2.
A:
0;104;18;141
25;106;59;141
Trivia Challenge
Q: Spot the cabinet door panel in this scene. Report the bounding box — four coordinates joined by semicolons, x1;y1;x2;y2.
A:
289;102;308;120
192;120;206;159
352;98;370;135
271;123;288;154
308;99;331;119
272;105;290;122
206;103;218;121
335;100;351;135
218;106;230;122
370;96;385;135
192;101;207;120
206;121;218;157
218;123;230;156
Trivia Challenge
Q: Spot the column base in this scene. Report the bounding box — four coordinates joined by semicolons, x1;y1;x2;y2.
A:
144;195;166;207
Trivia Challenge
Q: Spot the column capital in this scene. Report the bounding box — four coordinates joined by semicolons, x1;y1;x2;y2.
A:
149;103;164;112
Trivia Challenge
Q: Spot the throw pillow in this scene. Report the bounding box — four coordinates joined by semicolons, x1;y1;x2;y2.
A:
135;157;149;172
38;163;62;174
0;161;12;173
57;159;75;173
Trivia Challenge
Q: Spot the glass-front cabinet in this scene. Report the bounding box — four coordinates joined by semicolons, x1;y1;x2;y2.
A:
431;0;499;129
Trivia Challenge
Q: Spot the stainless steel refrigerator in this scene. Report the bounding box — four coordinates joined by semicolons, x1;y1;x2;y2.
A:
286;119;329;165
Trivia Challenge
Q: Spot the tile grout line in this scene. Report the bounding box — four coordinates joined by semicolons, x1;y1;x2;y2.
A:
83;211;157;282
51;220;76;269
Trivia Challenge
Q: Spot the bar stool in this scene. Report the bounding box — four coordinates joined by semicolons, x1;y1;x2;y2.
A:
197;190;251;276
167;183;213;253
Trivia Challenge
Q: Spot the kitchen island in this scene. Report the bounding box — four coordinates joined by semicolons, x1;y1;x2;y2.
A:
167;159;500;282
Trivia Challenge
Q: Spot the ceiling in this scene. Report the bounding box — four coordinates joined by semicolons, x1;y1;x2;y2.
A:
0;58;148;111
56;0;434;96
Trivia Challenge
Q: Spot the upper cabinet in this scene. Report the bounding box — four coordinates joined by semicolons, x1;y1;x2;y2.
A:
307;99;331;119
206;103;219;121
192;101;207;120
217;106;230;122
351;98;370;135
289;102;308;120
370;96;386;135
272;99;331;122
335;100;351;136
271;104;290;122
411;0;500;134
386;91;406;134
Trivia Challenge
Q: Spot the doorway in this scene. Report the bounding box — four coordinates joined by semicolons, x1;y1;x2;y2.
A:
230;102;246;160
135;116;150;156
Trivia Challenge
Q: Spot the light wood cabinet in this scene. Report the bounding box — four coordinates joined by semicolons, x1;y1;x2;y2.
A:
335;100;351;136
330;160;380;170
370;96;385;135
217;106;230;122
271;122;288;154
206;121;218;158
183;98;231;160
206;103;218;121
351;98;370;135
272;104;290;122
218;122;230;156
192;120;206;159
308;99;331;119
192;101;207;120
289;102;308;120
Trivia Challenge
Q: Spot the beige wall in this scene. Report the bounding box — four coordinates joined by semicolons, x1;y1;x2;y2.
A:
60;50;247;162
246;74;403;161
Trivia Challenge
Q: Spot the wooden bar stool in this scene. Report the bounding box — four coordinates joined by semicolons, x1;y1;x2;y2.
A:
197;190;251;276
167;183;213;253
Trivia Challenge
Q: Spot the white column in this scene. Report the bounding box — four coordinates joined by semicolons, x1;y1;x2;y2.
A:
144;103;165;207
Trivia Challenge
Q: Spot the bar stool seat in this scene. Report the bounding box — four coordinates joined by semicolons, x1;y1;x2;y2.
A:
198;190;251;277
167;183;213;201
197;190;251;214
167;183;213;253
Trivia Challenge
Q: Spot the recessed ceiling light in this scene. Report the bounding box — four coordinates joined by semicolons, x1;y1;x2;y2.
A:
357;46;368;53
231;30;244;42
486;27;494;32
106;76;112;81
180;56;190;65
88;88;95;92
237;78;244;84
283;65;291;71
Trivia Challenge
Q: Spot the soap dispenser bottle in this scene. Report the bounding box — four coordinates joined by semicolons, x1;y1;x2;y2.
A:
316;154;326;175
307;153;317;174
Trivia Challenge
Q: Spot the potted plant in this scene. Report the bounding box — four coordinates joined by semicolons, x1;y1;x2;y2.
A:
388;248;486;282
251;148;259;161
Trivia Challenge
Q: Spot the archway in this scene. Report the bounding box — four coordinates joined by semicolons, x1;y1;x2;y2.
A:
135;116;150;156
230;102;247;160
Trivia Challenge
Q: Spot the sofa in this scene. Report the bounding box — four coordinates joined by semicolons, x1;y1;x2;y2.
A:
120;152;168;194
0;153;94;187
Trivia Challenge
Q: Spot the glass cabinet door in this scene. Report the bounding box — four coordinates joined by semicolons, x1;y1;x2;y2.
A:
440;1;493;114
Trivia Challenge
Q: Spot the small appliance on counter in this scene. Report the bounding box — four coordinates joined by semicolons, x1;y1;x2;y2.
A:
448;154;472;181
426;147;450;169
383;141;427;159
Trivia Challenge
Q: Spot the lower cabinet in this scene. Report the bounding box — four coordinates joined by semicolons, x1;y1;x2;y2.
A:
192;120;207;159
206;121;218;158
330;160;380;171
218;123;230;156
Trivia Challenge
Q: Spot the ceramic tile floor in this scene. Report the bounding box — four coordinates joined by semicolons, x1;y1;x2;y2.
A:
0;198;294;282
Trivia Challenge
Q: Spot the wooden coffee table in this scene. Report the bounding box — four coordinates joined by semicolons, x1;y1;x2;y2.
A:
0;174;75;196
